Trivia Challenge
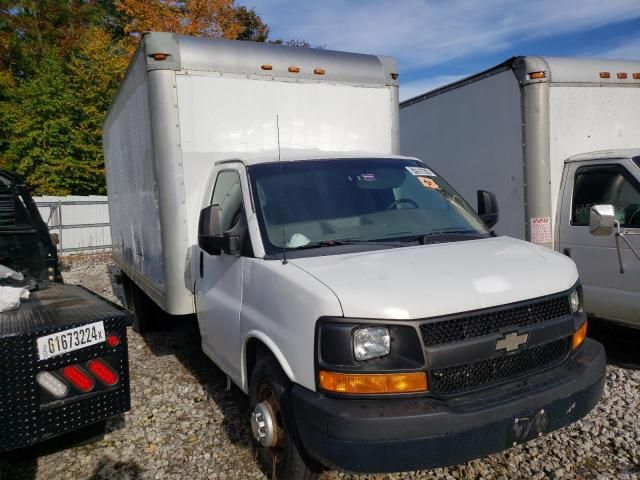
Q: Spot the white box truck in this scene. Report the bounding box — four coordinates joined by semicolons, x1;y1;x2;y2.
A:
104;36;605;478
400;56;640;328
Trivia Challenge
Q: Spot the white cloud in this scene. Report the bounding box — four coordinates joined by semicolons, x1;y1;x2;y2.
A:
400;74;467;101
246;0;640;73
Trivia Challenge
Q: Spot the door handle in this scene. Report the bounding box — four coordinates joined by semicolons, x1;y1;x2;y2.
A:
199;251;204;278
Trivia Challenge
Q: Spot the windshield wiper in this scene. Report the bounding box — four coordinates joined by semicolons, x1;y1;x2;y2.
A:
399;230;487;245
288;238;404;250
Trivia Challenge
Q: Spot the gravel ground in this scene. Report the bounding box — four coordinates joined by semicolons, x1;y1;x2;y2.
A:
1;257;639;480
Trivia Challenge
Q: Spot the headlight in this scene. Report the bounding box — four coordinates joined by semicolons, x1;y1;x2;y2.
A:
569;289;581;314
353;326;390;361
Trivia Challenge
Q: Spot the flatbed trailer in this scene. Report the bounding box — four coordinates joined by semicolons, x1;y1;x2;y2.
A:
0;170;132;452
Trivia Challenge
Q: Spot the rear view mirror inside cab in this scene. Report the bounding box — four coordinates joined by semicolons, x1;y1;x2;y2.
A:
355;167;405;189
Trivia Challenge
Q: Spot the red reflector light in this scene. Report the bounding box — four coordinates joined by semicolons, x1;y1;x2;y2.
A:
107;333;120;347
87;359;119;386
62;365;94;392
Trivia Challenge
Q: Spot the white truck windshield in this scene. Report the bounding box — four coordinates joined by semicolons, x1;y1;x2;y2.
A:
248;158;489;254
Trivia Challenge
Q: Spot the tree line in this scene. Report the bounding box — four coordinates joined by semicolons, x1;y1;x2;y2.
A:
0;1;308;195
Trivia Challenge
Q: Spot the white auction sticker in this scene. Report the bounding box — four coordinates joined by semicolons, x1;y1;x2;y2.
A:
406;166;436;177
530;216;552;244
37;321;106;360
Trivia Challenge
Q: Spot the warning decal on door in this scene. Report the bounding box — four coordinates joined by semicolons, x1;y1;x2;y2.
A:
530;216;552;244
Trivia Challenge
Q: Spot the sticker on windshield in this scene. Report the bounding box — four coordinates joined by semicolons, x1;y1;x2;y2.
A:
361;173;377;182
406;166;435;177
418;176;440;190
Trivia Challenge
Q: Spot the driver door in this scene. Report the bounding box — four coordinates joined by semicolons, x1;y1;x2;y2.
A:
195;167;246;379
558;160;640;325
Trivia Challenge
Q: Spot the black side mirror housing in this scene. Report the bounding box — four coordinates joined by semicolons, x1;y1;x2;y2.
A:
477;190;499;229
198;204;244;256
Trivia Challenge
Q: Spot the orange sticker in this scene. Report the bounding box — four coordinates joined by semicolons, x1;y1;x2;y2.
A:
418;176;440;190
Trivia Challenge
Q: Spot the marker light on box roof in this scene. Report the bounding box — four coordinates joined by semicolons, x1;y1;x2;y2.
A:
600;72;611;79
528;71;546;80
617;73;628;79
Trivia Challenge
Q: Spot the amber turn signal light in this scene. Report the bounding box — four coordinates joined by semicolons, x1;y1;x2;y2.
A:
319;371;428;394
572;321;588;350
529;71;546;80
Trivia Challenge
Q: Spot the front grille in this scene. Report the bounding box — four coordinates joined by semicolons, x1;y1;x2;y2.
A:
420;295;571;347
430;338;570;394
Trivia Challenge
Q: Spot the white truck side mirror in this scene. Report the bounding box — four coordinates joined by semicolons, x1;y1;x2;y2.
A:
589;204;616;236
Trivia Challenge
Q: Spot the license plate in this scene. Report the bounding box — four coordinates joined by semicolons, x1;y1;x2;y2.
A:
36;321;106;360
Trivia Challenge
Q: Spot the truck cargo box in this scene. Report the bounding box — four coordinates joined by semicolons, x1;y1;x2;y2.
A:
103;32;400;315
400;56;640;248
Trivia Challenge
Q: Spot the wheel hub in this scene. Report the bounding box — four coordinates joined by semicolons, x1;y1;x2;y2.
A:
250;401;278;447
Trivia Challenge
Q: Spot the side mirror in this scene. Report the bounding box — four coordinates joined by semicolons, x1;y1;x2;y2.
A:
198;204;242;256
589;204;616;236
477;190;499;229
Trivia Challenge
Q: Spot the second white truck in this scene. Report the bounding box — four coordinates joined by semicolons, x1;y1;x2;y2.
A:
104;36;605;478
401;56;640;328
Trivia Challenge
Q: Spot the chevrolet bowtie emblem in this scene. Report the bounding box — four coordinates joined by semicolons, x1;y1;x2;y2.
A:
496;332;529;352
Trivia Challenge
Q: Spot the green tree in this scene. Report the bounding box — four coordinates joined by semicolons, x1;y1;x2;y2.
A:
0;0;309;195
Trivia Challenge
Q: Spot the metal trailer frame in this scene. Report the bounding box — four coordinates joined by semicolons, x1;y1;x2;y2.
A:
400;56;640;250
103;32;400;315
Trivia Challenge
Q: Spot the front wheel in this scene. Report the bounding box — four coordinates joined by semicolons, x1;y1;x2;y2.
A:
249;356;321;480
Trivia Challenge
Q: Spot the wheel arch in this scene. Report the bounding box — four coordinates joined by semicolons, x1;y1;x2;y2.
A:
242;331;296;393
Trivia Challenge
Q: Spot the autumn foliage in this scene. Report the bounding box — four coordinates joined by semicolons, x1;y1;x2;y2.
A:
0;0;292;194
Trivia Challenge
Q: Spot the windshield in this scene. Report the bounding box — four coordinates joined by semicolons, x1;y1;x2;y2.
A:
248;158;489;255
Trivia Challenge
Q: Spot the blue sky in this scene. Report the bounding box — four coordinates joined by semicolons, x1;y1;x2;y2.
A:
244;0;640;100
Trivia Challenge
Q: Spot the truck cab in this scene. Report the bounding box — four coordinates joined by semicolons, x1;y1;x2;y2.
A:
194;152;605;477
558;149;640;327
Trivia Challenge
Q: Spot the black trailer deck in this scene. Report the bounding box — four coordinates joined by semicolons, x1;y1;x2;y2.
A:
0;284;132;451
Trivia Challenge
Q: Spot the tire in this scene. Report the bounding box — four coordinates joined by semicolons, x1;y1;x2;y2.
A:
121;274;154;333
249;356;321;480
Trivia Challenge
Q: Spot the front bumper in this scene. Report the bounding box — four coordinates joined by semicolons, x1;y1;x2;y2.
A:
292;338;605;473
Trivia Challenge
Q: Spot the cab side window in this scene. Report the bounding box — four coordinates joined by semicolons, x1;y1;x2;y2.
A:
211;170;243;232
572;167;640;228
